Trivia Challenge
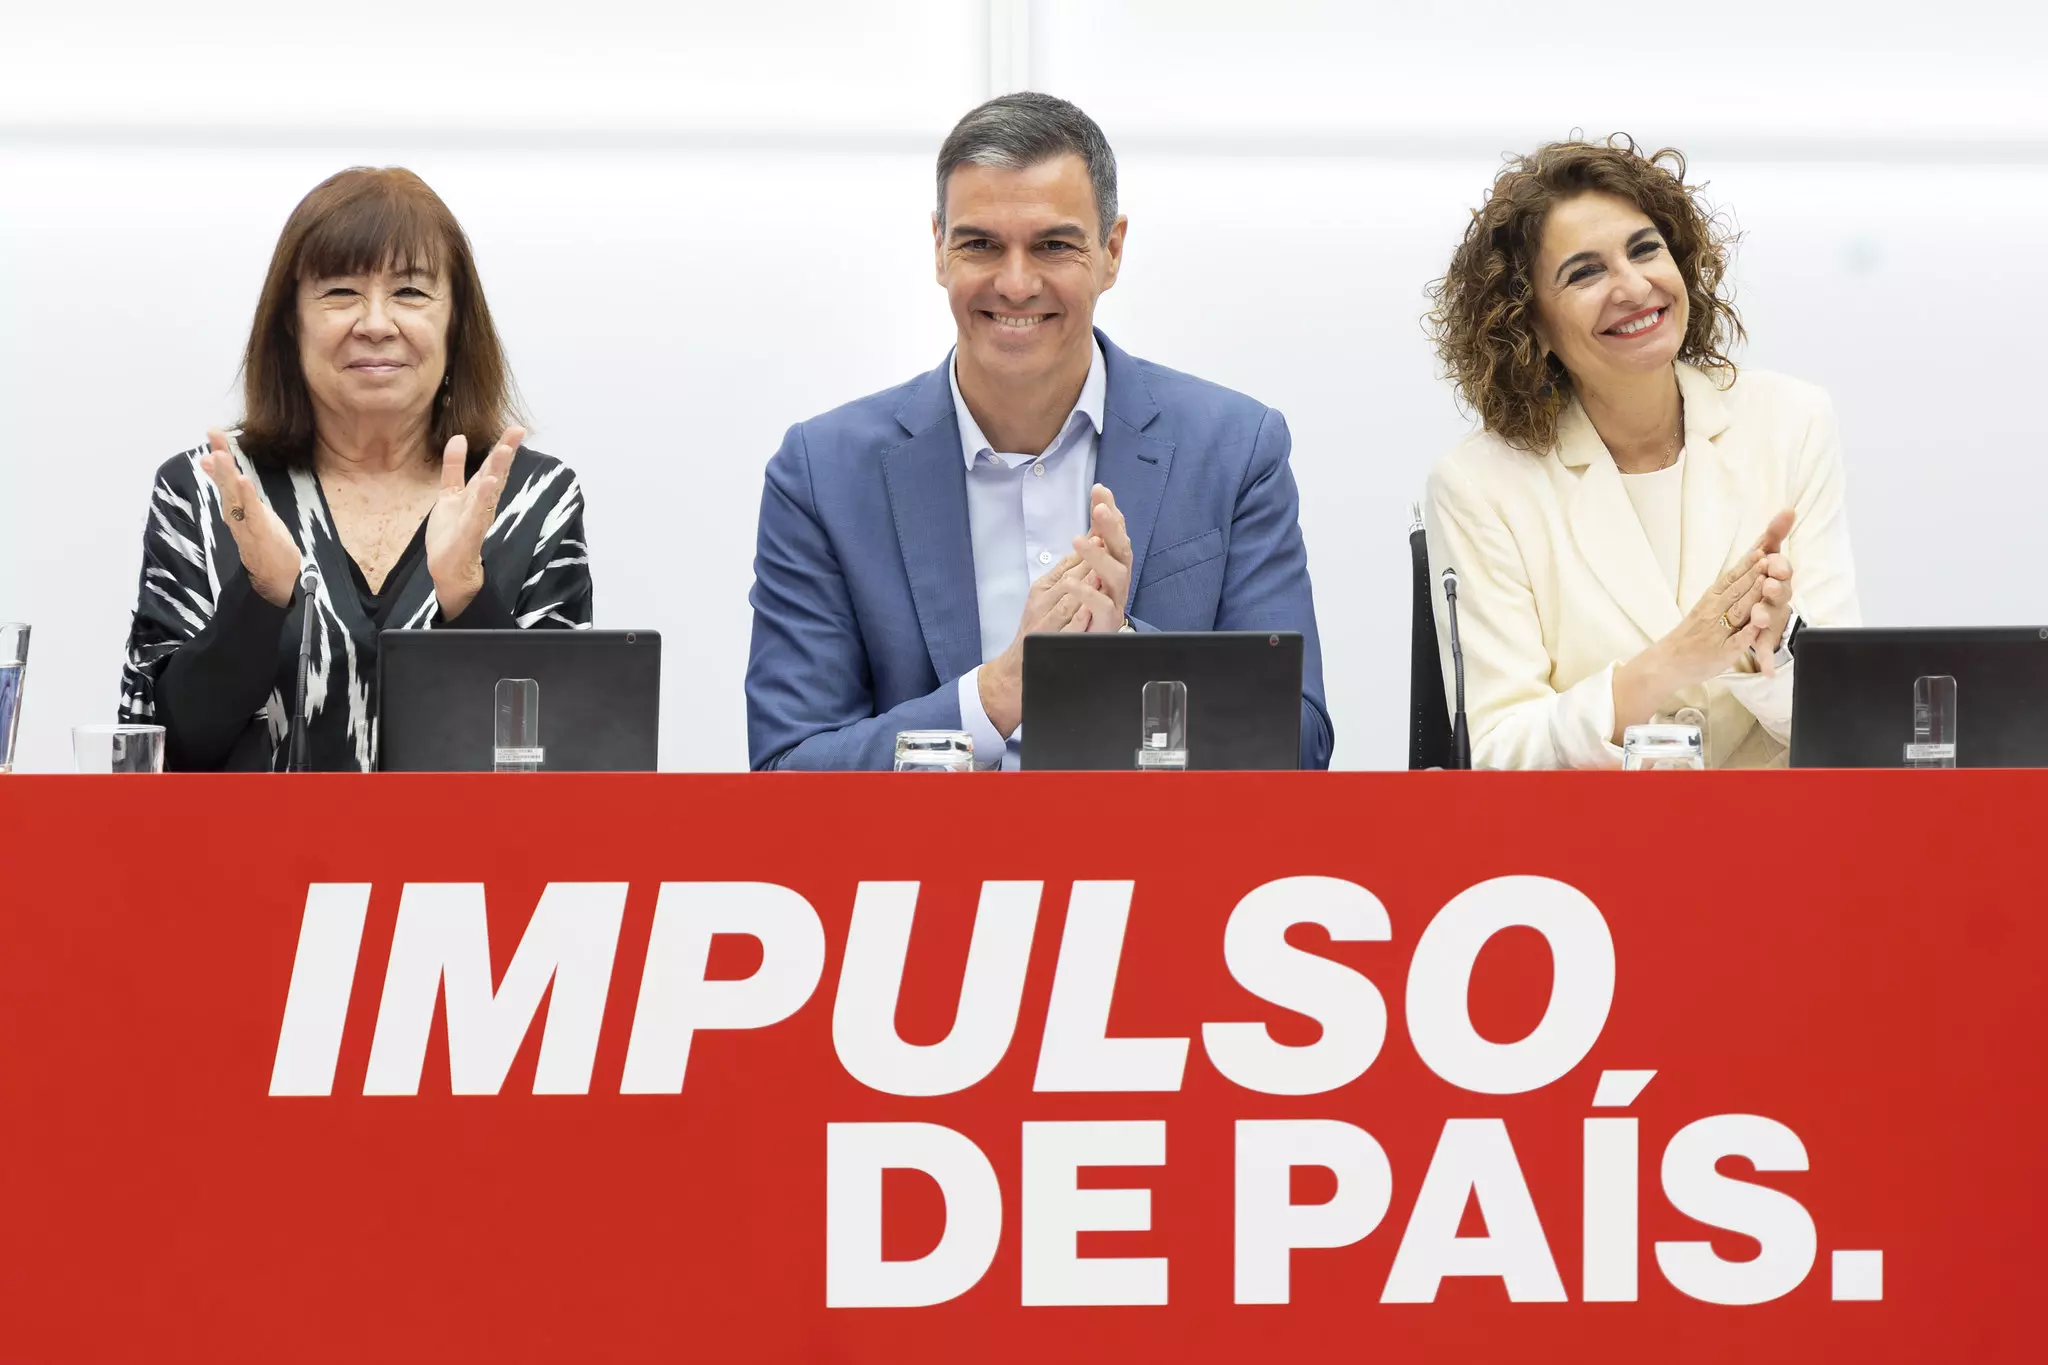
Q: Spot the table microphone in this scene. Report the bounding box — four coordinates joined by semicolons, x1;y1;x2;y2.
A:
289;566;321;773
1441;566;1471;770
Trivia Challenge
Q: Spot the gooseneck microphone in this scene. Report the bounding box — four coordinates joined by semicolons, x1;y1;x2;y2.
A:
1441;566;1471;771
288;566;321;773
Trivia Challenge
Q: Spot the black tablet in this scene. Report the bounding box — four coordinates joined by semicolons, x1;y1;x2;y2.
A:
1789;626;2048;768
1021;631;1301;771
375;629;660;772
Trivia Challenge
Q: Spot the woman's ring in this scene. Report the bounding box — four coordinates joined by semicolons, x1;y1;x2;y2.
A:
1718;610;1735;631
228;505;246;523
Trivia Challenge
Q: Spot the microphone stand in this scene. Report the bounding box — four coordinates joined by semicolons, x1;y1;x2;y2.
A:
289;566;321;773
1441;567;1471;770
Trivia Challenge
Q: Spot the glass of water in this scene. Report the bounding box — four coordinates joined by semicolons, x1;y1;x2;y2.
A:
0;623;26;774
73;724;166;774
1622;723;1705;771
893;730;975;772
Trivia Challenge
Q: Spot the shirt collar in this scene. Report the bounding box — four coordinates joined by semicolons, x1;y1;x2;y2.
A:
950;338;1107;471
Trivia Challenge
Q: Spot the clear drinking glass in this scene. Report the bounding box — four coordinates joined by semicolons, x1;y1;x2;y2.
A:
73;724;166;774
893;730;975;772
494;677;544;773
1136;679;1188;770
1905;674;1958;768
0;623;27;774
1622;723;1705;771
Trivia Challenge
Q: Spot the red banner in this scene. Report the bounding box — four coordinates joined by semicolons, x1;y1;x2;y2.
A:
0;772;2041;1362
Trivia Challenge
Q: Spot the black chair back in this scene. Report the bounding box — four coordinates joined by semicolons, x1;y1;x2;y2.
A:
1409;514;1456;770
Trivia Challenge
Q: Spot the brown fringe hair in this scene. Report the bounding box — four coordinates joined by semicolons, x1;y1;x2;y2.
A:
236;167;522;468
1426;136;1744;453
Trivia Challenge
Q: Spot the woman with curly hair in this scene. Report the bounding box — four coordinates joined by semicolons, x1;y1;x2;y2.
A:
1423;137;1858;769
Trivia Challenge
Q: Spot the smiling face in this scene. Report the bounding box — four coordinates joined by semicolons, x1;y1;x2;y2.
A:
935;154;1124;391
1530;190;1688;391
295;261;452;430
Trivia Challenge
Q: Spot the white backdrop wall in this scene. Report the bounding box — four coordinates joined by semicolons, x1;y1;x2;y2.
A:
3;0;2044;773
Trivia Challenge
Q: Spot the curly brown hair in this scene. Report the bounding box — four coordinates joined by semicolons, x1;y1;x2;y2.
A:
1426;136;1744;453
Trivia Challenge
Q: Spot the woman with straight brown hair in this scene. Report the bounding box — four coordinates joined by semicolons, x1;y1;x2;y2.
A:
118;167;593;771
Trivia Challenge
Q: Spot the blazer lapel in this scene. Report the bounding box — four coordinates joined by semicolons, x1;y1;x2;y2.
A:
1558;396;1682;644
1093;332;1175;589
882;361;983;683
1674;363;1745;607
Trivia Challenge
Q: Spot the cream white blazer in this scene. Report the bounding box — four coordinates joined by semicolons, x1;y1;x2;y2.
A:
1424;363;1859;769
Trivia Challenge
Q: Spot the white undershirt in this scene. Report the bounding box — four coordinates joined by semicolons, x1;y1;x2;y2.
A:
1619;450;1686;600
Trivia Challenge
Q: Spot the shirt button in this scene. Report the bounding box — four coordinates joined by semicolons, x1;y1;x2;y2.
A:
1032;462;1045;477
1038;550;1053;565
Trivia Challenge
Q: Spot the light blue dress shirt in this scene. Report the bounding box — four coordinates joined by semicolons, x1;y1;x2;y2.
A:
950;340;1107;770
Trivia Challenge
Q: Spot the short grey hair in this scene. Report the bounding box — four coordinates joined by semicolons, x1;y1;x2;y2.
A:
936;92;1119;243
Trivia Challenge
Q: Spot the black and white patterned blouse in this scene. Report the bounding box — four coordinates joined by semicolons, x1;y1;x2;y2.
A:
119;438;593;771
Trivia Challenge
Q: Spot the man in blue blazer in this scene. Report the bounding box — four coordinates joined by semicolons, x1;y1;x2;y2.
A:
746;93;1332;771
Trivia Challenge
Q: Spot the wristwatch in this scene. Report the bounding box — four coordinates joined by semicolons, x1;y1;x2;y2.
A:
1772;609;1805;670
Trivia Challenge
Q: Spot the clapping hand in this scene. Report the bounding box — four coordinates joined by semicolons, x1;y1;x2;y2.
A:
197;428;301;608
1615;507;1800;736
1657;508;1798;685
976;485;1138;734
1065;484;1134;634
1023;549;1089;634
425;425;522;619
978;549;1089;735
1747;509;1797;676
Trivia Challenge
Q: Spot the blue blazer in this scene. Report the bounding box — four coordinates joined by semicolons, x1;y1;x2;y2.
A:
746;330;1333;770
